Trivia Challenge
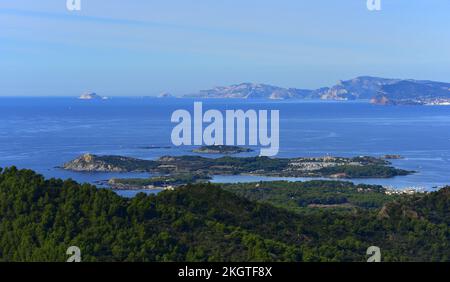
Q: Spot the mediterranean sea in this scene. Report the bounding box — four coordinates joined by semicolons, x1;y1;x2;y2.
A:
1;97;449;197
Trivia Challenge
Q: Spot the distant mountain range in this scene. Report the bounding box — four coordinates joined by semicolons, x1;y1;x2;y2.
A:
184;76;450;105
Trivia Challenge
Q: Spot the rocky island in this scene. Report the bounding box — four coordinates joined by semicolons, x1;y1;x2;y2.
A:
78;92;108;100
157;92;175;98
383;154;404;160
193;145;253;154
63;153;413;182
62;154;157;172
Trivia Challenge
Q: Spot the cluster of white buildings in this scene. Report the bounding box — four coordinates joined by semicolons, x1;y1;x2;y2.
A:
384;186;427;195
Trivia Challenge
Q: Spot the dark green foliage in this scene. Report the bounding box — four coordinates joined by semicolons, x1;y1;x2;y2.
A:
213;156;291;173
159;156;291;174
88;155;159;171
0;167;448;262
110;173;211;188
222;180;398;212
317;165;411;178
193;145;253;154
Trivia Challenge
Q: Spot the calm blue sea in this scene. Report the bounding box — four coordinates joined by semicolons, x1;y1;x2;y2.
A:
1;97;450;197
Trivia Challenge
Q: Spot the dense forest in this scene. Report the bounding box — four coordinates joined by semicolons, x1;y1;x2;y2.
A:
221;180;400;213
0;167;448;262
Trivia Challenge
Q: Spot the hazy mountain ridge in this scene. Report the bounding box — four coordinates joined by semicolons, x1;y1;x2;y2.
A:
184;76;450;105
187;82;302;99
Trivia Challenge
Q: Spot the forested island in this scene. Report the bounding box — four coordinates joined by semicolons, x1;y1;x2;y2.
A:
0;167;448;262
63;154;412;181
193;145;253;154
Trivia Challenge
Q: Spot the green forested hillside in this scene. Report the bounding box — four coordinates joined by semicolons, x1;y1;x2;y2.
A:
0;167;448;262
222;180;399;212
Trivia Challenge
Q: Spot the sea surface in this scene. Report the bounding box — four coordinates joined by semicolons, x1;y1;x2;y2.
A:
1;97;450;197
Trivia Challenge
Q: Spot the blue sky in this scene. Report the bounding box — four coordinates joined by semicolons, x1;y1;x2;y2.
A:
1;0;450;96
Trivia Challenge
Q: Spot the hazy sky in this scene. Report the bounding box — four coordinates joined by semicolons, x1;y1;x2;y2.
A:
1;0;450;96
